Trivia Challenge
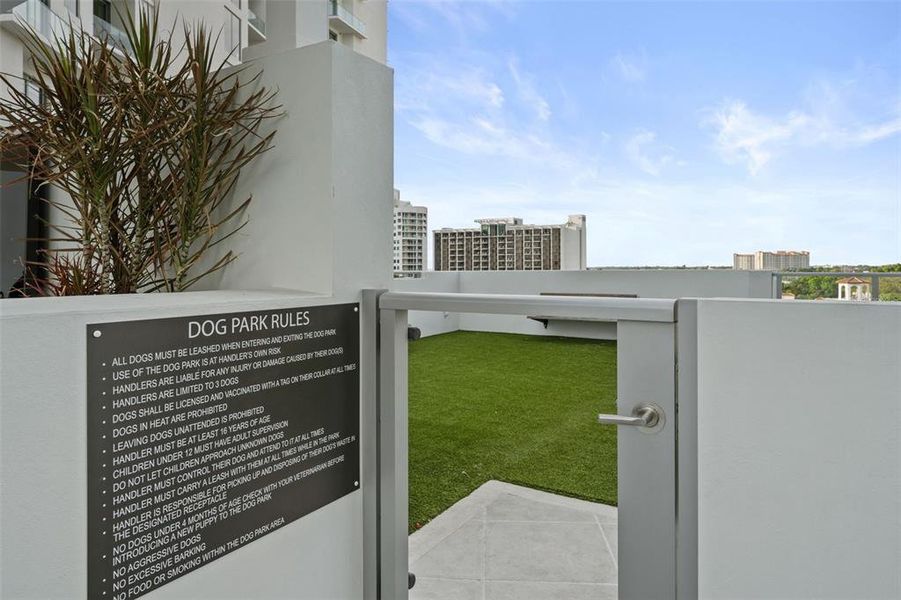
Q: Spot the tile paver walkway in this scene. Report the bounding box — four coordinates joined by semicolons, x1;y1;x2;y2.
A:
409;481;618;600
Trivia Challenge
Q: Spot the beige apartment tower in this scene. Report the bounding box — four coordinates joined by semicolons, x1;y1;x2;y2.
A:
434;215;587;272
393;190;427;278
733;250;810;270
733;253;756;270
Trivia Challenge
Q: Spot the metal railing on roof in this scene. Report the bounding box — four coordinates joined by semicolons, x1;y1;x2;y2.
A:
773;271;901;302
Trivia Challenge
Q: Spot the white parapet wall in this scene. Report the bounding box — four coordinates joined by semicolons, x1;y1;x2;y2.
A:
394;270;774;339
692;298;900;599
390;273;461;337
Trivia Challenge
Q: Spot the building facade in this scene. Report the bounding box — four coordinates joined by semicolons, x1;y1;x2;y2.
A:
733;250;810;271
732;253;756;270
393;190;427;278
434;215;587;272
0;1;386;73
0;0;386;293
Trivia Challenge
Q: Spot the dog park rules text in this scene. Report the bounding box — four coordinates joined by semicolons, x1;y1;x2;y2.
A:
86;303;360;599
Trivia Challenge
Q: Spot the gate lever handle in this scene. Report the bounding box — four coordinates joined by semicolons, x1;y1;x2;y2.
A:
598;404;661;428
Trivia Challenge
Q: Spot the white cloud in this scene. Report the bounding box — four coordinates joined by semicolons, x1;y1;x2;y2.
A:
624;130;675;176
411;116;545;159
508;57;551;121
611;52;646;83
391;0;517;40
706;96;901;175
706;101;806;174
408;114;595;179
395;65;504;113
394;50;584;173
854;118;901;144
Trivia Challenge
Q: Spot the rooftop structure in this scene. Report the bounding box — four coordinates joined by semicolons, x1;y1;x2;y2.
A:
434;215;587;272
837;276;871;301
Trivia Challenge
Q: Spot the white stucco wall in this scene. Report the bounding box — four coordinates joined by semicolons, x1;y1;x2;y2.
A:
197;42;393;297
694;299;901;599
353;0;387;65
0;24;24;105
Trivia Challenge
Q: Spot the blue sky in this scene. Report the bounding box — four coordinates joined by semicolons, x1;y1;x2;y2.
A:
389;0;901;267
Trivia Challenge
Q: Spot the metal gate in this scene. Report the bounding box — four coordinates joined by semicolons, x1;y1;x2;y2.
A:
364;290;697;600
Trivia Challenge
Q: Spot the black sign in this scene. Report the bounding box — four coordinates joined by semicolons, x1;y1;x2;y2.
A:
86;303;360;600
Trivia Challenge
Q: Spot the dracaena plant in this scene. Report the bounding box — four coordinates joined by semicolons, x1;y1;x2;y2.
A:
0;6;280;295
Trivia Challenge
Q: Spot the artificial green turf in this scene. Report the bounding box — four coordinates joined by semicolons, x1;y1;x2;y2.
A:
408;331;618;531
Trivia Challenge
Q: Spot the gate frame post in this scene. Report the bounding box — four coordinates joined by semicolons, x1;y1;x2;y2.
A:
373;291;686;599
675;299;699;599
362;290;385;599
377;307;408;600
616;319;678;599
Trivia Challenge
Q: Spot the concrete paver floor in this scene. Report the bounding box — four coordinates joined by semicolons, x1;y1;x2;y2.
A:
409;481;618;600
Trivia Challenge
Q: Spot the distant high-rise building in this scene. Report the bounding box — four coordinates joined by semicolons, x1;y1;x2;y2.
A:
393;190;427;278
755;250;810;271
733;253;756;270
733;250;810;270
434;215;587;271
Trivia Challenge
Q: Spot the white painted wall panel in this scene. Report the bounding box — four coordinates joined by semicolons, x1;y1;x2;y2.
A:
695;299;901;599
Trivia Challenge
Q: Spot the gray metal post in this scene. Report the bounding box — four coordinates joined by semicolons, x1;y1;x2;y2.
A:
871;274;880;302
362;290;385;599
675;300;699;600
378;308;409;600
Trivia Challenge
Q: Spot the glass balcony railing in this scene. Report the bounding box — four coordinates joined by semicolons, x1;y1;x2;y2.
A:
93;15;130;53
4;0;76;41
328;0;365;37
247;8;265;36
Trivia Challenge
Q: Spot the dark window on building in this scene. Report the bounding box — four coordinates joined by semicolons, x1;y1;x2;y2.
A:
94;0;111;22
